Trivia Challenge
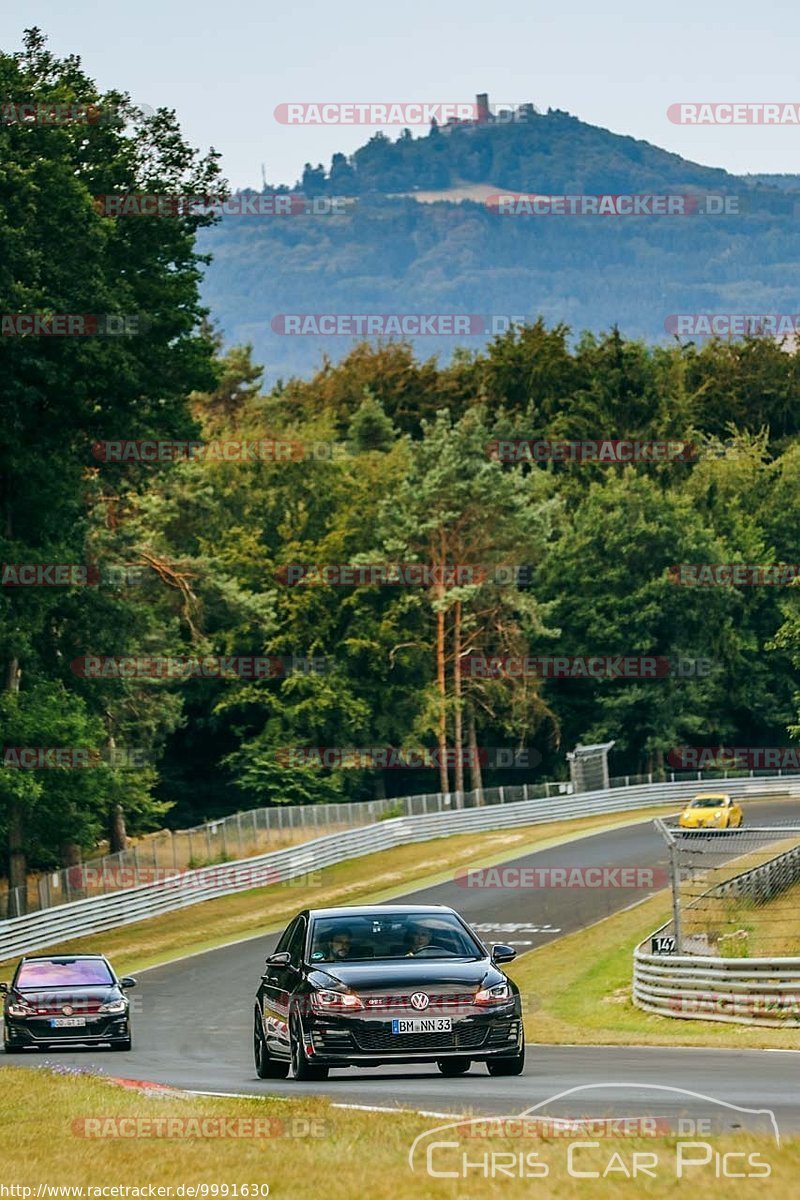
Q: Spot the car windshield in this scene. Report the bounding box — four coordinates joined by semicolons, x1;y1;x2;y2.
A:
309;914;484;962
690;798;727;808
15;959;114;988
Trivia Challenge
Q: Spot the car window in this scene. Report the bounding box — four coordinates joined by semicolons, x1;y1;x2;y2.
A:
16;959;114;988
309;913;483;962
275;918;298;955
286;918;307;965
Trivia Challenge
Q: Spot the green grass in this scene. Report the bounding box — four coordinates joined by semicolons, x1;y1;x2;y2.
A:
508;890;800;1049
1;1066;797;1199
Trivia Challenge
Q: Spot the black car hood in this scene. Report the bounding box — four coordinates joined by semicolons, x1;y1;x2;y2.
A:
309;957;500;990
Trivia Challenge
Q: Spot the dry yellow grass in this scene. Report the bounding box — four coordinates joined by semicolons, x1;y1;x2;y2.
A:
2;1067;797;1199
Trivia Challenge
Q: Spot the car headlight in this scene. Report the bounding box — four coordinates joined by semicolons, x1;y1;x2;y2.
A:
474;983;511;1006
98;998;127;1014
7;998;34;1018
711;811;723;823
309;989;363;1012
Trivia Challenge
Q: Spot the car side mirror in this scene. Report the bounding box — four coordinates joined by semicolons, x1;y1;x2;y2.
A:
120;976;137;989
265;951;292;967
0;982;7;994
491;944;516;965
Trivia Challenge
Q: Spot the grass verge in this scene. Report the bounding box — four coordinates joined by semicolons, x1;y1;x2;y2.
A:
507;890;800;1049
1;1066;796;1199
0;806;671;976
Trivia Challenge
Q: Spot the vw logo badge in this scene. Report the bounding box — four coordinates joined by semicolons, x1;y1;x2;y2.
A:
410;992;429;1011
62;1005;73;1015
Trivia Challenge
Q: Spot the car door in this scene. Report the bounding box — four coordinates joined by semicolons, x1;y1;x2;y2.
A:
263;916;306;1056
260;919;298;1055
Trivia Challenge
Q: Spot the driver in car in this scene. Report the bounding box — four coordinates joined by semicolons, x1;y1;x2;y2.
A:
327;930;353;960
406;923;436;955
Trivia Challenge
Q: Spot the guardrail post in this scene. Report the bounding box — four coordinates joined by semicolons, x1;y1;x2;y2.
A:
668;839;683;953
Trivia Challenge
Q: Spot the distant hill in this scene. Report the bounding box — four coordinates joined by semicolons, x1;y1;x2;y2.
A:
199;104;800;382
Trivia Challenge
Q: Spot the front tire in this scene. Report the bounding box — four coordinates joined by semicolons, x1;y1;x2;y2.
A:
487;1033;525;1077
437;1057;471;1076
3;1041;24;1054
290;1018;328;1081
254;1010;289;1079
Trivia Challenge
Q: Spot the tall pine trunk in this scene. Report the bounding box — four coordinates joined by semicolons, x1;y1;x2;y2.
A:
436;600;449;793
5;655;26;913
453;600;464;805
467;711;484;805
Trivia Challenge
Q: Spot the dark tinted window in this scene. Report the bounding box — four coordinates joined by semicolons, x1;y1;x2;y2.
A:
309;913;482;961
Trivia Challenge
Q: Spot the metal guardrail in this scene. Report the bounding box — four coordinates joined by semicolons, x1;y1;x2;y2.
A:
634;829;800;1027
2;774;799;963
4;766;794;919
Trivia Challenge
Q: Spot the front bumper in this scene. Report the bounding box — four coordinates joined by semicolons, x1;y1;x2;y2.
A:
4;1015;130;1048
300;1004;522;1064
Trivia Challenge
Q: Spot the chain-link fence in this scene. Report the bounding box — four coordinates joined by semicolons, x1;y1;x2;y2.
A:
655;818;800;957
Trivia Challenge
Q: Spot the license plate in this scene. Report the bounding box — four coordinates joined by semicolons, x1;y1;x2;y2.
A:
391;1018;452;1034
50;1017;86;1028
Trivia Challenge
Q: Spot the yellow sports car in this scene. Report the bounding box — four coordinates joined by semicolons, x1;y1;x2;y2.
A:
678;793;743;830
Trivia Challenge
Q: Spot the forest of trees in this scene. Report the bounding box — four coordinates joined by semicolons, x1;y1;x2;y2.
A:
3;34;800;890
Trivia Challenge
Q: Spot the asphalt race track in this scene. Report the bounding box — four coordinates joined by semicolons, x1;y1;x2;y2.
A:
3;799;800;1134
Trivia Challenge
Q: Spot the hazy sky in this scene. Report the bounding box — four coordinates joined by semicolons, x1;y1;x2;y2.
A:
3;1;800;187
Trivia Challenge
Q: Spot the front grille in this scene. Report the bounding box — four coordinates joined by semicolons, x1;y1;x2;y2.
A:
354;1023;488;1052
22;1019;118;1041
362;993;476;1011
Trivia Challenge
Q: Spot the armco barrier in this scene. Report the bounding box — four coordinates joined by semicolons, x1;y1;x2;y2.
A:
634;829;800;1027
1;774;799;962
633;940;800;1027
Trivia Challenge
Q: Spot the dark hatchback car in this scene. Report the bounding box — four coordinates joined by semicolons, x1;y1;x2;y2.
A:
253;904;524;1081
1;954;136;1052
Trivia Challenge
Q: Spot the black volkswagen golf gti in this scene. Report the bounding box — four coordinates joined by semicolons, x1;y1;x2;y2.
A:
253;904;524;1080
